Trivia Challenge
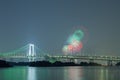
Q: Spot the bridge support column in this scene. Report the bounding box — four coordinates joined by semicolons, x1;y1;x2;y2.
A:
28;57;36;62
69;59;74;62
107;60;112;66
89;59;94;63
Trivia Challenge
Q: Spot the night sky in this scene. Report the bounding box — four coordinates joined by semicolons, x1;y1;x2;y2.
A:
0;0;120;56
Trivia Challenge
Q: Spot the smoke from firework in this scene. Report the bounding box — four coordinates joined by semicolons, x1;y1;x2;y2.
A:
63;29;84;55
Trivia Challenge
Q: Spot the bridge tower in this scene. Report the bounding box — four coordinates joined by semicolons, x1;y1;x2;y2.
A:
27;43;36;62
28;43;36;57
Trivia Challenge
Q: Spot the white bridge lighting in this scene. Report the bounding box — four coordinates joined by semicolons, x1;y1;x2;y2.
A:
28;43;36;56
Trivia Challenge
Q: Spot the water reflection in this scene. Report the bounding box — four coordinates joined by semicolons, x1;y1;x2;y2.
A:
99;68;108;80
64;67;84;80
0;66;120;80
27;67;36;80
0;67;27;80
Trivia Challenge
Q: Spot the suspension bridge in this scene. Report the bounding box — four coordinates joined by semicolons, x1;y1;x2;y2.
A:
0;44;120;65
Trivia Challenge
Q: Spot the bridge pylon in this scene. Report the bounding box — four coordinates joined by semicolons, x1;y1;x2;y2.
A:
28;43;36;57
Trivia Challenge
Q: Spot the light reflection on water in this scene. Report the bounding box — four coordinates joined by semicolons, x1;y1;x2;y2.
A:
0;66;120;80
27;67;36;80
64;67;83;80
98;68;108;80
